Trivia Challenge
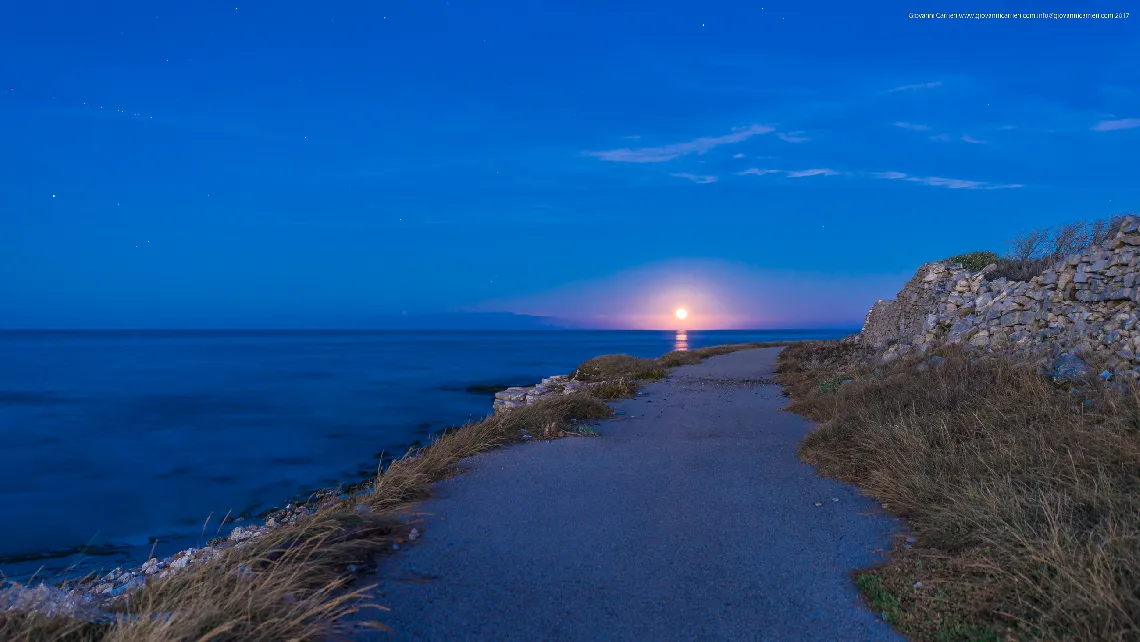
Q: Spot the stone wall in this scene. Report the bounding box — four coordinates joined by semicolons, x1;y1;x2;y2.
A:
858;215;1140;381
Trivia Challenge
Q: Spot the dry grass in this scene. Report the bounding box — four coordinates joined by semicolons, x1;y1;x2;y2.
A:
657;341;796;368
2;342;776;641
776;341;1140;640
0;612;108;642
570;354;669;382
588;378;641;400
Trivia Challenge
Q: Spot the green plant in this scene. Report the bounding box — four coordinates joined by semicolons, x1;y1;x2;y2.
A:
856;573;901;624
817;375;854;393
945;251;1000;273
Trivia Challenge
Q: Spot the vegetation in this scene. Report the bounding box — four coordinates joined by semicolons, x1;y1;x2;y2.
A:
0;341;792;641
776;340;1140;640
944;251;1000;273
946;214;1131;281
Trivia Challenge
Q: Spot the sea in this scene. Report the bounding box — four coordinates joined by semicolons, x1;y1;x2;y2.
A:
0;329;853;581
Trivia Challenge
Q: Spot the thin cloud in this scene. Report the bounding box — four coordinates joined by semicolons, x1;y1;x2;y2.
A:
736;168;839;178
929;133;951;142
875;171;1022;190
585;124;775;163
1092;118;1140;131
670;172;718;184
776;131;809;143
886;80;942;93
732;153;745;159
894;121;931;131
960;135;987;144
786;168;839;178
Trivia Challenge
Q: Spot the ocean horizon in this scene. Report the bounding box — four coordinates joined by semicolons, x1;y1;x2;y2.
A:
0;328;853;580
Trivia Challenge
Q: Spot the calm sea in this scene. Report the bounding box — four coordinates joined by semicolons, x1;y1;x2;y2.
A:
0;329;852;580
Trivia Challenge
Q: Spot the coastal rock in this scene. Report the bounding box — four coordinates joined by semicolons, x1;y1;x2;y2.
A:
493;374;589;413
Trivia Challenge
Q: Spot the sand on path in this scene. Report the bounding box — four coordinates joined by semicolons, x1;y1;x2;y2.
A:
355;347;901;641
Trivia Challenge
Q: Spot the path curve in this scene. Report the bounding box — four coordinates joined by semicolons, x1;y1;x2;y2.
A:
356;347;901;641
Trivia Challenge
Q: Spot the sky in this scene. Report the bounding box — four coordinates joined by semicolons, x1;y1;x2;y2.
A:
2;1;1137;329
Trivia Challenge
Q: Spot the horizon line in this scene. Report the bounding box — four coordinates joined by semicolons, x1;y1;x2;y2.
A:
0;327;863;332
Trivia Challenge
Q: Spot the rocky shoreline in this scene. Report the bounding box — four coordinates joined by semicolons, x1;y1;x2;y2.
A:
1;372;573;623
491;374;590;413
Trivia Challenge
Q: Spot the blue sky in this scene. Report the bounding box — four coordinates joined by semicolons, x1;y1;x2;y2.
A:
2;1;1137;328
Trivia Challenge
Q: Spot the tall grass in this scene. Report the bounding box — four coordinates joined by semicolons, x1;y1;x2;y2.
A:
777;341;1140;640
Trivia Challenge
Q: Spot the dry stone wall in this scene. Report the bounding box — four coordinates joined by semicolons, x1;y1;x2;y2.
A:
858;215;1140;381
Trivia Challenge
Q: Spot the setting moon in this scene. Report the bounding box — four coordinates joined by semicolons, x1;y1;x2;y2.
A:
675;308;688;320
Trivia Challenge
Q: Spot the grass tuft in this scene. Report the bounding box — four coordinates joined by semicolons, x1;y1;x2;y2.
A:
571;354;668;382
856;573;901;624
589;378;641;399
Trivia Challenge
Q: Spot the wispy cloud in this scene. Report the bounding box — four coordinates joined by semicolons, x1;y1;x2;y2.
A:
960;135;987;144
929;133;951;142
786;168;839;178
886;80;942;93
1092;118;1140;131
776;130;809;143
874;171;1022;189
732;153;745;159
585;124;775;163
894;122;930;131
736;168;839;178
670;172;718;184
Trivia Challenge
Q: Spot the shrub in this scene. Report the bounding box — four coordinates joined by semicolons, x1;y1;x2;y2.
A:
950;214;1133;283
571;354;667;382
945;251;1000;273
986;256;1054;282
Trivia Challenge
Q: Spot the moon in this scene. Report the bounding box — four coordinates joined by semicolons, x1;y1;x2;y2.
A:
675;308;688;320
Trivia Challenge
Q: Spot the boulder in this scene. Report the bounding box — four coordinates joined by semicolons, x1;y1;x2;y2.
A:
1050;354;1093;383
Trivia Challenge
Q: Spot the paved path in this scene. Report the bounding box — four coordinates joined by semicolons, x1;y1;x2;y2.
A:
356;347;901;641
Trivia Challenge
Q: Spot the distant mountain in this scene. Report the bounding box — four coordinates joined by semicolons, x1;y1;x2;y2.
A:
371;312;570;330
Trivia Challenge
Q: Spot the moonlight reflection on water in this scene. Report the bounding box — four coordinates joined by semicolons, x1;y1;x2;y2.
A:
674;330;689;351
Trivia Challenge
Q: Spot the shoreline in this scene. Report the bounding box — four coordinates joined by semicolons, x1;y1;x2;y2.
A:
0;370;587;620
2;344;789;631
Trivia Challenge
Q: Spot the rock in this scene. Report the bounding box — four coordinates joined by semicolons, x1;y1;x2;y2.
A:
1050;354;1093;383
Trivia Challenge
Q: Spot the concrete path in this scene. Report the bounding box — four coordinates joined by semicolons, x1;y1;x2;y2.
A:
356;347;901;641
